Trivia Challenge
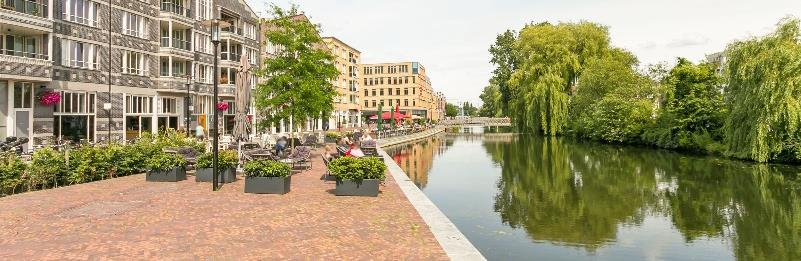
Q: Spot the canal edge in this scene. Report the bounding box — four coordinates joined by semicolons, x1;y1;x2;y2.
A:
378;129;487;261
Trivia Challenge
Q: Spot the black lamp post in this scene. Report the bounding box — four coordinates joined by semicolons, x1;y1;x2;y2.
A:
203;18;230;191
185;74;192;137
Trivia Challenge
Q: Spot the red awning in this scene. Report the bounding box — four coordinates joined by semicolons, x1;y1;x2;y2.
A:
369;112;410;120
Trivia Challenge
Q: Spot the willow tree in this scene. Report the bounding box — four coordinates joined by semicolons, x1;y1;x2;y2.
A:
723;18;801;162
509;21;612;135
254;5;339;133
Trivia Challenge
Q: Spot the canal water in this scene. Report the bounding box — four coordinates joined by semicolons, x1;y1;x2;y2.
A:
385;127;801;261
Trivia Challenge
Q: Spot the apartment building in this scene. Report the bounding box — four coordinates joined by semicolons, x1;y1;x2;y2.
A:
322;36;361;128
0;0;259;149
361;62;441;121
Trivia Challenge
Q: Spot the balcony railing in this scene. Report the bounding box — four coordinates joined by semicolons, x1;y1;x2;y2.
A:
160;1;191;17
1;0;48;18
1;48;48;60
222;26;243;36
160;37;191;51
221;52;241;62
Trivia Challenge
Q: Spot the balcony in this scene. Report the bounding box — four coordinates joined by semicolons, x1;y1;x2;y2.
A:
221;52;241;62
0;48;52;80
160;1;191;17
0;0;52;32
159;37;192;58
220;26;244;43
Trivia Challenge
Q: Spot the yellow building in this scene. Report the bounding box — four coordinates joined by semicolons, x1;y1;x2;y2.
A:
361;62;440;121
322;37;362;128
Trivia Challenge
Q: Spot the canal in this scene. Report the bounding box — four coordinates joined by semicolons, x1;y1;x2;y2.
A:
385;127;801;260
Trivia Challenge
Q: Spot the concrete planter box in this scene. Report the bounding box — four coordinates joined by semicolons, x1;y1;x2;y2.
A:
195;168;237;183
146;167;187;182
244;176;291;194
335;179;380;197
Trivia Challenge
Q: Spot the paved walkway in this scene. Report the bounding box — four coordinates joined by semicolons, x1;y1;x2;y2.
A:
0;151;447;260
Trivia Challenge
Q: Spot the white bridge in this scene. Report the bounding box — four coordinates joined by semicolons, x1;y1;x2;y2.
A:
439;117;512;127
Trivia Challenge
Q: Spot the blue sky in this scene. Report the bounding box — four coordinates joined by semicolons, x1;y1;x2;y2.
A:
245;0;801;105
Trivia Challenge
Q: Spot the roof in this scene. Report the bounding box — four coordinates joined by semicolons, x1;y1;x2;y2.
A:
322;36;361;53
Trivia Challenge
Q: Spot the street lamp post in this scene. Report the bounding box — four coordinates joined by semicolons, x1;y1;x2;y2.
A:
185;74;192;137
202;18;230;191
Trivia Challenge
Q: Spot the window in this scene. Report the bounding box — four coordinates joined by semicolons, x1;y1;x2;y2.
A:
123;51;146;75
404;99;408;106
364;100;369;107
13;82;33;108
64;0;99;26
195;33;211;54
126;95;153;114
379;89;384;96
396;88;401;95
243;23;257;40
404;88;408;95
161;98;177;114
61;39;98;69
404;77;409;84
122;12;147;38
372;100;376;107
197;0;211;20
371;90;376;96
54;91;96;143
389;99;393;106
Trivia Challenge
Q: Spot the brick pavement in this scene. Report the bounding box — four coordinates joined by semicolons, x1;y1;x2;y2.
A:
0;151;447;260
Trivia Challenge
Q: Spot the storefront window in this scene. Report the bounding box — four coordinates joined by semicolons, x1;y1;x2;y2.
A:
54;91;95;143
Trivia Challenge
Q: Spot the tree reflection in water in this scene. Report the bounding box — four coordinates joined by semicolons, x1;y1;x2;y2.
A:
485;134;801;260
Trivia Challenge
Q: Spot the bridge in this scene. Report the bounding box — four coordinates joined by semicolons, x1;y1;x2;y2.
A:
439;117;512;127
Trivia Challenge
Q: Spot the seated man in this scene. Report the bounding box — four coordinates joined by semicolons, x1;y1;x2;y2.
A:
275;136;288;156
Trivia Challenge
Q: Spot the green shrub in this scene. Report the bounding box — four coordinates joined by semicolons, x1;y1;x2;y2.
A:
145;153;187;171
196;150;239;169
27;148;67;188
68;145;115;184
243;160;291;178
328;157;386;181
325;132;341;139
0;153;26;195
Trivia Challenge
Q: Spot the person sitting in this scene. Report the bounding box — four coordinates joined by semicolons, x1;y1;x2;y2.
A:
323;144;339;160
275;136;288;156
345;142;365;158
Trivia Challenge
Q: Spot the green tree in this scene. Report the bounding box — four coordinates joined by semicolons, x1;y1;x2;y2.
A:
509;22;614;135
463;102;479;117
445;103;459;117
254;5;339;133
489;30;519;117
723;18;801;162
478;83;501;117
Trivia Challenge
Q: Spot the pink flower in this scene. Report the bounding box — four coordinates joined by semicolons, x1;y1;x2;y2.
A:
216;102;229;111
39;91;61;106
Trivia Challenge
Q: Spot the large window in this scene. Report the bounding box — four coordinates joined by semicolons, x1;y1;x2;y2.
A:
197;0;211;20
243;22;256;40
125;95;153;140
123;51;146;75
2;35;45;59
13;82;33;108
122;12;147;38
63;0;99;26
195;33;211;54
60;39;98;69
54;91;96;143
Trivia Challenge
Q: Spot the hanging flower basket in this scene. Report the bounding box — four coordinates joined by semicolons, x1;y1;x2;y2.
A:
38;91;61;106
216;102;229;111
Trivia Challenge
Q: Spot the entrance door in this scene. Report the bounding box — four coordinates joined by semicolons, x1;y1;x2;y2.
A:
14;111;29;138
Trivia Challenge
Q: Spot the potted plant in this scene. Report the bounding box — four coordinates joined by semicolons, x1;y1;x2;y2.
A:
195;150;238;183
243;160;291;194
145;152;187;182
324;132;340;143
328;157;387;197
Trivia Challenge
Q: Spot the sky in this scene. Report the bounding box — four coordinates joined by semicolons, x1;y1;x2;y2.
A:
244;0;801;105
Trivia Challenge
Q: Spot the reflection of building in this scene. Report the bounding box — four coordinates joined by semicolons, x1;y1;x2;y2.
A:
322;37;361;128
387;136;446;188
0;0;260;149
361;62;442;121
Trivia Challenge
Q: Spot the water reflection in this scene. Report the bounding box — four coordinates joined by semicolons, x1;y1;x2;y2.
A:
384;136;450;189
390;129;801;260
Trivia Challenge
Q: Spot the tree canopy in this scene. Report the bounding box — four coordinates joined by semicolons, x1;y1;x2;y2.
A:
723;18;801;162
254;5;339;131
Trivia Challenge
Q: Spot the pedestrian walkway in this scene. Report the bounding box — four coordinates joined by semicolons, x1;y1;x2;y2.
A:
0;152;447;260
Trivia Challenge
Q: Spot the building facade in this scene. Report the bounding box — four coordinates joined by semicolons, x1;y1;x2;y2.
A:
322;36;361;128
361;62;440;121
0;0;259;149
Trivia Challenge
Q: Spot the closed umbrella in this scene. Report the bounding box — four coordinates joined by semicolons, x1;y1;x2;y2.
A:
233;55;253;151
389;105;395;129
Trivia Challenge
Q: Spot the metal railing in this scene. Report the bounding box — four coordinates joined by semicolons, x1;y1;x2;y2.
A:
160;1;191;17
160;37;191;51
221;52;241;62
1;0;48;18
1;48;48;60
222;26;243;36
